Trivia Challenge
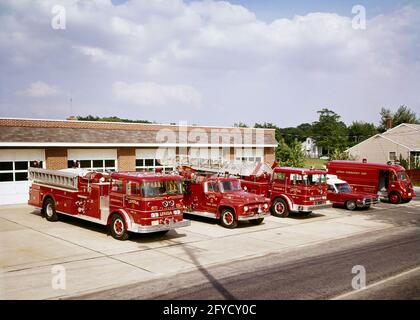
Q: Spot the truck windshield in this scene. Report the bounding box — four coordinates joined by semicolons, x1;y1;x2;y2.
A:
219;180;241;192
396;171;407;181
141;180;182;197
335;183;352;193
303;174;327;185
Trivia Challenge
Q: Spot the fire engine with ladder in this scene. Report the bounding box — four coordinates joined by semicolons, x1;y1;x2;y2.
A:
28;167;190;240
168;158;331;218
176;165;271;229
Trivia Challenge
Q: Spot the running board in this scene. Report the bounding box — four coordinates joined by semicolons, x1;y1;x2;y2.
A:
184;211;217;219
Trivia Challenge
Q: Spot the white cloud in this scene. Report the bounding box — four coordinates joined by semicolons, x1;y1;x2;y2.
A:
0;1;419;125
112;81;202;108
20;81;62;97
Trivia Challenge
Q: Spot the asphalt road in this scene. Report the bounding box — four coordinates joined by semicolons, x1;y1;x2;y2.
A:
74;204;420;300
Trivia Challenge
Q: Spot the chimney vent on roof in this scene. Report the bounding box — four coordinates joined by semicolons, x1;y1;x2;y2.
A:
386;118;393;130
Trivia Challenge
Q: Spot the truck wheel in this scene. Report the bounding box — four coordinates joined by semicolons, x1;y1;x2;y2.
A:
220;209;238;229
249;218;264;225
345;200;357;211
271;198;289;218
110;214;129;241
389;192;401;204
43;198;58;222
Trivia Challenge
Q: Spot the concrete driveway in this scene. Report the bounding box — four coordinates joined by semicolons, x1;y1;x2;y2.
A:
1;200;418;300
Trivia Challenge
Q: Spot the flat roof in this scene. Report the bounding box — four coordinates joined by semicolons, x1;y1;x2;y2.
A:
274;167;327;174
328;160;406;171
111;171;182;181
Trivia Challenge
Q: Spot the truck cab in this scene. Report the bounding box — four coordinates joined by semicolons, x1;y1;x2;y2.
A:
326;175;379;210
108;172;189;239
264;167;330;217
182;172;271;229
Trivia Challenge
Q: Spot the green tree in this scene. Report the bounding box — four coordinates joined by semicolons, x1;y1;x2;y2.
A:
378;105;419;132
254;122;313;146
311;108;348;155
348;121;378;147
234;122;249;128
328;149;356;161
276;138;305;167
77;115;153;124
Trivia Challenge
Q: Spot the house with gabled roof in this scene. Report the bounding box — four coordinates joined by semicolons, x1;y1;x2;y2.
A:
347;123;420;168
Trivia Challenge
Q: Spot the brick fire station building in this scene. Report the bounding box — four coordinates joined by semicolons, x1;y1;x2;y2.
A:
0;118;277;205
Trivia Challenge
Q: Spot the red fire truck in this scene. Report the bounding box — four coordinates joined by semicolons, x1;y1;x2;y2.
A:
28;168;190;240
327;160;415;204
178;166;271;228
239;164;331;217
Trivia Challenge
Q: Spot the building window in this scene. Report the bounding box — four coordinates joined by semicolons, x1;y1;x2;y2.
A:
0;161;43;183
234;148;263;163
135;158;166;172
68;159;116;172
389;152;397;161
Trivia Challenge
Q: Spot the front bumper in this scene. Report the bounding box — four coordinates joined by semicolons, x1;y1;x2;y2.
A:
357;198;380;207
130;219;191;233
238;212;270;221
292;201;332;212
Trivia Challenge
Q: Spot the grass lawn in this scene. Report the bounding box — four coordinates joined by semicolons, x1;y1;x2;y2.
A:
304;157;327;169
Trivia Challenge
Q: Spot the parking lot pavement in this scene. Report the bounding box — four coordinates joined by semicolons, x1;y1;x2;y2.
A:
0;200;417;300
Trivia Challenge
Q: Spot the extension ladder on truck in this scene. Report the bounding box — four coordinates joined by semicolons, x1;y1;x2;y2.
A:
162;156;273;177
28;167;82;190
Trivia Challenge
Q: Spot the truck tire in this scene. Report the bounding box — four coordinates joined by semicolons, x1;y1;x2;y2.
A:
43;198;58;222
389;192;401;204
110;214;129;241
271;198;289;218
220;209;238;229
345;200;357;211
249;218;264;225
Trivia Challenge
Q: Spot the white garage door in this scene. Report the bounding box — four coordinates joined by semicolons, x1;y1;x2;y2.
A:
0;149;45;205
67;149;117;171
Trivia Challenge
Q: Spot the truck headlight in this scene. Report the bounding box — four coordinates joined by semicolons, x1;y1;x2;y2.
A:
309;197;315;201
264;203;269;209
244;206;249;212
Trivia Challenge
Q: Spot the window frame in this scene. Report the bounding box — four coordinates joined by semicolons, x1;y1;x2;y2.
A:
68;159;116;172
0;160;43;183
389;152;397;161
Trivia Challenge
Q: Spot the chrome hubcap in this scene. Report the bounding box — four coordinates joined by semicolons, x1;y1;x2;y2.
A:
46;203;53;217
223;212;234;225
275;203;285;214
114;219;124;235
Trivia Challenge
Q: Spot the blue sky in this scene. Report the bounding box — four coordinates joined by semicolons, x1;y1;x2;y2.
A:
1;0;419;127
215;0;411;20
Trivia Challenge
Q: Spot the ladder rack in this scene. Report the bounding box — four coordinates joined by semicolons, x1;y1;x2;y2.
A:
162;157;274;176
28;168;79;190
